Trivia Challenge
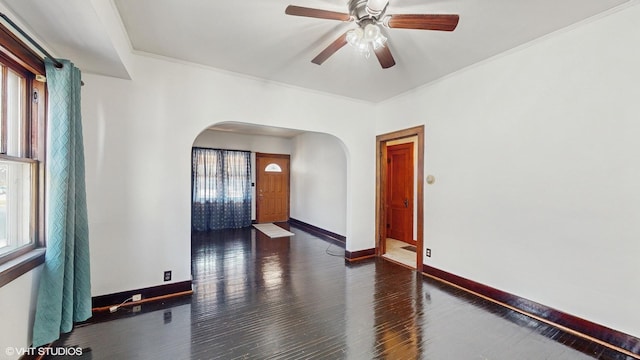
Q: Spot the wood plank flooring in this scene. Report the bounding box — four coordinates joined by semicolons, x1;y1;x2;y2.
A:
47;225;632;359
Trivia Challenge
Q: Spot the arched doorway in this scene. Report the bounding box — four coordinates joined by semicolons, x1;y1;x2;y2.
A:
190;121;350;270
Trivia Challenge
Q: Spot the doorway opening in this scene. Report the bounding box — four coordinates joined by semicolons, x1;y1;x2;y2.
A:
376;126;424;270
190;123;349;283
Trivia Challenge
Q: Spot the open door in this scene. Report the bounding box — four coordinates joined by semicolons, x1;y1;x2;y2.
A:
256;153;290;223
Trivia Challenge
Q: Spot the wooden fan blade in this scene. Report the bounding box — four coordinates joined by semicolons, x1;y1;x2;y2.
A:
374;46;395;69
387;14;459;31
285;5;351;21
311;32;349;65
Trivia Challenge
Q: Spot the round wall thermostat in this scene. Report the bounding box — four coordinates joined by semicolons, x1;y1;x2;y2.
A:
426;175;435;184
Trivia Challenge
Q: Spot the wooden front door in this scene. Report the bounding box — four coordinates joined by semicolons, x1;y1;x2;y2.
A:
256;153;290;223
386;143;414;244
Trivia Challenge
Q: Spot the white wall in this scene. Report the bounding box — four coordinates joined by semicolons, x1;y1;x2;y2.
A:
376;3;640;338
291;132;347;236
0;266;42;358
81;54;375;297
193;129;292;153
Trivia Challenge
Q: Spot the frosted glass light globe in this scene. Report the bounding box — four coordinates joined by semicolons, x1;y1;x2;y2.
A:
346;27;364;46
363;24;381;41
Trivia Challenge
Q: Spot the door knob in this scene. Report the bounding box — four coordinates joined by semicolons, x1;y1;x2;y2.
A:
403;198;409;208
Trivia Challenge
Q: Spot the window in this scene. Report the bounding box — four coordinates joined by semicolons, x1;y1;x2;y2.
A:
192;148;252;231
192;149;251;202
264;163;282;173
0;160;34;255
0;22;46;275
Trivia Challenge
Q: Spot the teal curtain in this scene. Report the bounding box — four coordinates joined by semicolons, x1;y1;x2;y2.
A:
32;59;91;347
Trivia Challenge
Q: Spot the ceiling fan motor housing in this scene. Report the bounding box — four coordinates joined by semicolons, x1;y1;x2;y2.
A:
349;0;388;22
366;0;389;16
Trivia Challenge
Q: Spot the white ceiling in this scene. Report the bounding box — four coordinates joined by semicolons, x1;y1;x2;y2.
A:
0;0;630;102
0;0;131;79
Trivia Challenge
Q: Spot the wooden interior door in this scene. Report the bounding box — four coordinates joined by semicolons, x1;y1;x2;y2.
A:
386;143;414;244
256;153;290;223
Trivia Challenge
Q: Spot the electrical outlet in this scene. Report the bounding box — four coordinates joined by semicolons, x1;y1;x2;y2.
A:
132;305;141;313
164;271;172;282
132;294;142;302
426;248;432;257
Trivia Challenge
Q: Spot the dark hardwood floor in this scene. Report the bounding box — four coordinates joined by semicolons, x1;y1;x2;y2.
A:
48;225;633;359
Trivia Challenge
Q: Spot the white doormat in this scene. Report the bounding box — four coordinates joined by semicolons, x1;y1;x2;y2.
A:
253;223;295;238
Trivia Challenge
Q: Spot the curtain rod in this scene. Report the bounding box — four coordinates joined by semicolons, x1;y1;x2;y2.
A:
192;147;252;154
0;12;63;69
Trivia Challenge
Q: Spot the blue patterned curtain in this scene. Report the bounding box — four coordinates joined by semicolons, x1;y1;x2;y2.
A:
32;59;91;347
192;148;252;230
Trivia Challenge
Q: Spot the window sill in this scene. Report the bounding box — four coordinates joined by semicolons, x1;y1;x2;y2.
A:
0;248;45;288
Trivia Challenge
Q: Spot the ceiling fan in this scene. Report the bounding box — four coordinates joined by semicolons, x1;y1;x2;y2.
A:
285;0;459;69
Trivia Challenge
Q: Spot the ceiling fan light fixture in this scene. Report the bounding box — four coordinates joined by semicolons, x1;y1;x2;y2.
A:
346;27;363;46
285;2;459;69
363;23;380;41
372;35;387;50
346;24;386;58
